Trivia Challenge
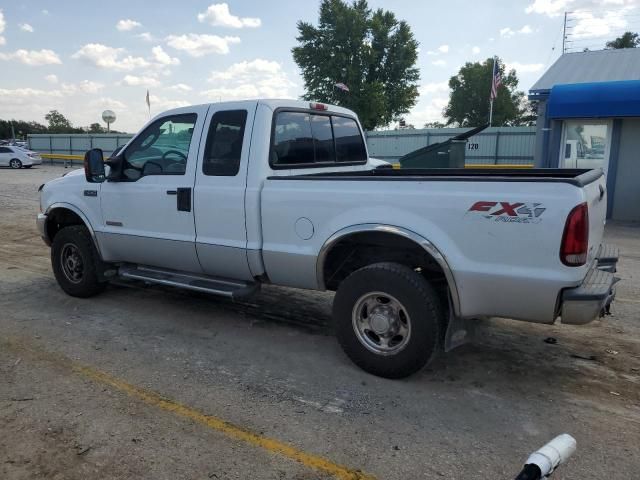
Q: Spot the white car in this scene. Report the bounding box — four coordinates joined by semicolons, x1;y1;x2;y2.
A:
0;145;42;169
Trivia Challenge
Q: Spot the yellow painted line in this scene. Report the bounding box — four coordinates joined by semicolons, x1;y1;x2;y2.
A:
40;153;84;160
4;338;375;480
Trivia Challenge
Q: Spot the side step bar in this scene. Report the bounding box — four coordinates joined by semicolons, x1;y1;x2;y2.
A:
118;265;259;299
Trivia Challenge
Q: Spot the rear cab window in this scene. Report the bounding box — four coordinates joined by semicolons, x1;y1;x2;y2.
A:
270;109;367;168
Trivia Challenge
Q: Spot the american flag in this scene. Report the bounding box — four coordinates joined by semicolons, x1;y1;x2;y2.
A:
490;59;501;100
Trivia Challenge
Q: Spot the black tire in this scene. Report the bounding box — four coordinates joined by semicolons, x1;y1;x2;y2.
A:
23;165;32;169
333;262;443;379
9;159;22;169
51;225;107;298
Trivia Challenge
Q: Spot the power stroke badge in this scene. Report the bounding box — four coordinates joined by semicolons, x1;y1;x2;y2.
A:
466;201;546;224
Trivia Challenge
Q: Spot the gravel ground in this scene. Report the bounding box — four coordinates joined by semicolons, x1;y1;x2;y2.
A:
1;165;639;479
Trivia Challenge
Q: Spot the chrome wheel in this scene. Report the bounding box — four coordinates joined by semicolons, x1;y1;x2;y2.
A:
60;243;84;284
352;292;411;355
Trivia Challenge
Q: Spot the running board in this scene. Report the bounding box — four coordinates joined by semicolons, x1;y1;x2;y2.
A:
117;265;258;299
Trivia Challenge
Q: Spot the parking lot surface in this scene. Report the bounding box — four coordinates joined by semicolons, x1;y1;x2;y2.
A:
1;165;639;479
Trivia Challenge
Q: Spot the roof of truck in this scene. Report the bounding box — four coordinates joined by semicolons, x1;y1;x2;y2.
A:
160;99;357;118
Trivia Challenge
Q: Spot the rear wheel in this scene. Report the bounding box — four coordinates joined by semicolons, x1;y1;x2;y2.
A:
9;159;22;169
333;262;444;379
51;225;107;298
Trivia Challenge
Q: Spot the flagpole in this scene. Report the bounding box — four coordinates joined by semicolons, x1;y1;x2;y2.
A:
489;56;496;127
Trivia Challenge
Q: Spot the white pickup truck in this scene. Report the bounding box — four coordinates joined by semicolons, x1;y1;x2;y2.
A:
37;99;618;378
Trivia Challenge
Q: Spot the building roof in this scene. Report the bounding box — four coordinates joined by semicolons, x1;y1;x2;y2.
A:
530;48;640;93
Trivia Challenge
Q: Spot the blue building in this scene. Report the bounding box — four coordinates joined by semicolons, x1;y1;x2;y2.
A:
530;48;640;221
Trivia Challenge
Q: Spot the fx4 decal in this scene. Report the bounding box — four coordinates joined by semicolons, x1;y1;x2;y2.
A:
466;201;546;224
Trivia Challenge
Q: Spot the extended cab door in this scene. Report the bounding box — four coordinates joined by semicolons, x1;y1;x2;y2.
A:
193;103;256;280
97;107;208;272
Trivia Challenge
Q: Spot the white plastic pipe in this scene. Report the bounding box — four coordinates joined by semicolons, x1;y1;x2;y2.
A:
525;434;577;477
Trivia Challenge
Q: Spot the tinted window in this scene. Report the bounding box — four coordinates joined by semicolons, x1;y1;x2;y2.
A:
123;114;196;180
203;110;248;176
332;116;367;162
0;147;11;153
311;115;334;163
272;112;314;165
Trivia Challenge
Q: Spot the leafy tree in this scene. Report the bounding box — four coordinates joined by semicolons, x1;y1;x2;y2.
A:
443;57;533;127
88;122;106;133
45;110;76;133
0;119;48;139
292;0;420;130
423;121;446;129
606;31;639;49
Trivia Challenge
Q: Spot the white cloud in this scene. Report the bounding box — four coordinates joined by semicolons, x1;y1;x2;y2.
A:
427;44;449;55
137;32;156;42
72;43;150;71
87;97;127;110
121;74;161;87
506;61;545;73
203;58;297;101
197;3;261;28
73;80;105;94
151;45;180;66
41;9;49;15
167;83;192;92
165;33;240;57
406;96;449;127
19;23;33;33
0;9;6;45
0;49;62;66
431;59;447;67
148;94;190;111
472;46;481;54
570;8;633;39
500;25;534;38
525;0;574;16
419;81;449;96
45;74;58;84
116;19;142;31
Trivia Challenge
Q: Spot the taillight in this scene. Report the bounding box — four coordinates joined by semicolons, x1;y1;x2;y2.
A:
560;202;589;266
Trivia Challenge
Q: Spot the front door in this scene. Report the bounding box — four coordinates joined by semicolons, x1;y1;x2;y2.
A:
97;107;209;273
193;103;256;280
560;119;612;175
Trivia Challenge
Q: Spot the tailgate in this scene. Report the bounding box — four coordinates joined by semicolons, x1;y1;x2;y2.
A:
582;172;607;264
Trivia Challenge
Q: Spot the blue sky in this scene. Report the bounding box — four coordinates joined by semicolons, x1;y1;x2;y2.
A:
0;0;637;132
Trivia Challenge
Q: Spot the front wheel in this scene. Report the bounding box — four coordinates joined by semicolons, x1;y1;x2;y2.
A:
333;262;444;379
51;225;107;298
9;159;22;169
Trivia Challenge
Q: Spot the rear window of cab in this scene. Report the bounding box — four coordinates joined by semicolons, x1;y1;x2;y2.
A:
270;110;367;168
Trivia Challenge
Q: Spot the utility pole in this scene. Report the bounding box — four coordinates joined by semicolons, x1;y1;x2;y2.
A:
562;12;567;54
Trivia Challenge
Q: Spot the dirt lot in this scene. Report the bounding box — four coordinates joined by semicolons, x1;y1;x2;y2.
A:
1;165;639;479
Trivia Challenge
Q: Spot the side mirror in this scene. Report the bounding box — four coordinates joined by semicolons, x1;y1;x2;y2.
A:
84;148;105;183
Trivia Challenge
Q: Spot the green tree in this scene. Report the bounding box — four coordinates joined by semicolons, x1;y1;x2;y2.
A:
45;110;76;133
88;122;106;133
606;31;639;49
292;0;420;130
423;121;446;129
0;119;48;139
443;57;532;127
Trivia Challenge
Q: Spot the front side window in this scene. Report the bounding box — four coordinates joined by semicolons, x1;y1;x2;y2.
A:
123;114;197;180
202;110;248;176
271;111;367;168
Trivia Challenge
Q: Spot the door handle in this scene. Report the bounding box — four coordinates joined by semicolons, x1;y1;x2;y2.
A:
166;190;177;195
176;187;191;212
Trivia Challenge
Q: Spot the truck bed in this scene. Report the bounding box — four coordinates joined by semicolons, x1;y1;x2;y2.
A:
268;168;604;187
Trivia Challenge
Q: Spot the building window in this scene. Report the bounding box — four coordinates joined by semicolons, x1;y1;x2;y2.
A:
561;120;610;173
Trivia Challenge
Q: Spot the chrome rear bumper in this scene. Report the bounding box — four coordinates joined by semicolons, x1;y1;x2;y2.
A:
561;244;619;325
